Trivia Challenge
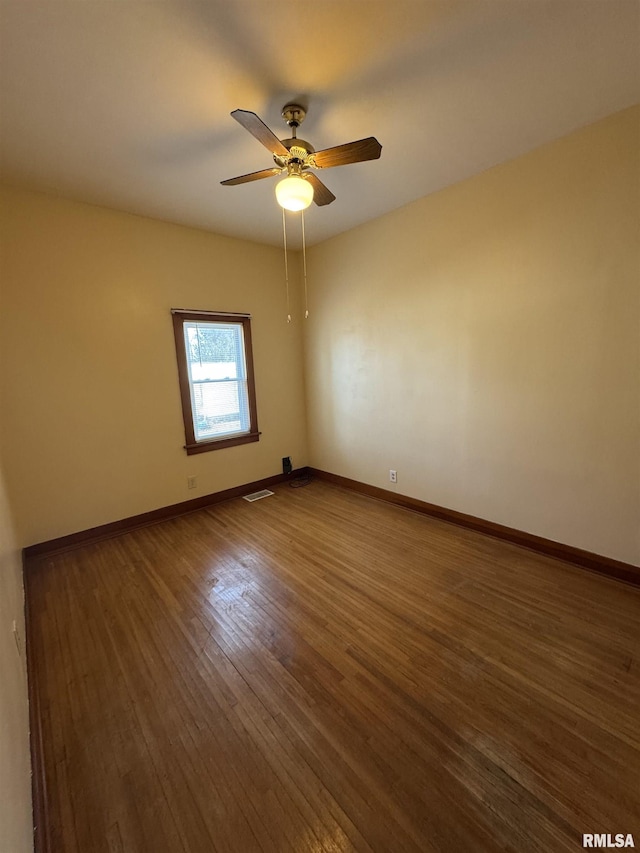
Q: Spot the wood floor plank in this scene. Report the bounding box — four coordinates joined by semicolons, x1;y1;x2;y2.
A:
26;480;640;852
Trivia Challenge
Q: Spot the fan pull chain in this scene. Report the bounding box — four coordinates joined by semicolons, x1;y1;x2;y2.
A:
282;207;291;323
301;208;309;319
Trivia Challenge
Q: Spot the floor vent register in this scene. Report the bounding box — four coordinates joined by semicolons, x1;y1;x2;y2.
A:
242;489;275;502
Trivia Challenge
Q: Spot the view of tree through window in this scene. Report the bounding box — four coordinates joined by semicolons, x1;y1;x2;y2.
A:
187;325;236;364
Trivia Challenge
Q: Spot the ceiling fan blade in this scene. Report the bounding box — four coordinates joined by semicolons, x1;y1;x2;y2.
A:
230;109;290;157
305;173;336;206
312;137;382;169
221;167;283;186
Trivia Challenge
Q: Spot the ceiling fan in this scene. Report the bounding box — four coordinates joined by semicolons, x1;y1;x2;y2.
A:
220;103;382;210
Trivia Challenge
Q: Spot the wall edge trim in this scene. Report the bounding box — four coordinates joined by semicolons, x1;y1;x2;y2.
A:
308;468;640;586
23;552;51;853
23;469;308;561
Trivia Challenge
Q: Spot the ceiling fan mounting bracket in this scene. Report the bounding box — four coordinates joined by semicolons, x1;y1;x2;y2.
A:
282;104;306;128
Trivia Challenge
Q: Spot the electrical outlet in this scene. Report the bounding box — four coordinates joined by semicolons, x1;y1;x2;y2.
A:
187;475;197;490
389;469;397;483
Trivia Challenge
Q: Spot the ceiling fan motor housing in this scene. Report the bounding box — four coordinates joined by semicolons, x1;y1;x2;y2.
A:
274;138;315;169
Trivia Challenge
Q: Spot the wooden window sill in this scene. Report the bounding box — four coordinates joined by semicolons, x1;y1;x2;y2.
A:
184;432;260;455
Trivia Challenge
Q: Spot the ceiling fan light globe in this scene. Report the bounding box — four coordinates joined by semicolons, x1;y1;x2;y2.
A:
275;175;314;211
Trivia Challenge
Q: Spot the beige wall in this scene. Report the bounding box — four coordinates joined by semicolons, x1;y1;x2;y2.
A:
0;454;33;852
0;189;308;546
304;106;640;566
1;107;638;567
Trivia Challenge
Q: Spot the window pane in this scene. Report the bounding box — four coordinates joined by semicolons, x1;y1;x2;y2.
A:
183;322;250;441
185;323;243;379
173;310;259;454
192;380;249;439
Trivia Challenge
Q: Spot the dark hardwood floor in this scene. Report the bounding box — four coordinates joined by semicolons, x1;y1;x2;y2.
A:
26;480;640;852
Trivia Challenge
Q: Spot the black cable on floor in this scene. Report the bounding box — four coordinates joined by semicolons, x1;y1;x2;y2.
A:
289;474;313;488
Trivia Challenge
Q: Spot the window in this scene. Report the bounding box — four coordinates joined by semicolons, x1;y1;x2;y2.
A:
171;310;259;455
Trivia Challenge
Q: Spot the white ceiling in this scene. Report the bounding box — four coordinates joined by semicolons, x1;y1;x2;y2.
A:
1;0;638;248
